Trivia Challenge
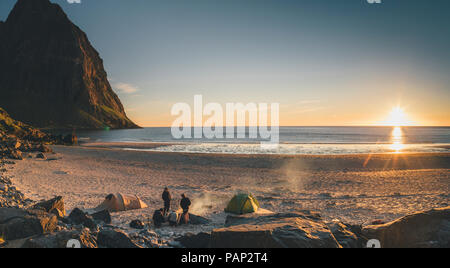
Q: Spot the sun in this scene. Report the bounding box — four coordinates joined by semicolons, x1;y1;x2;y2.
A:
383;107;412;126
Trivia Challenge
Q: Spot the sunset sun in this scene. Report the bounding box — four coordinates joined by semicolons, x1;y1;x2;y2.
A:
383;107;412;126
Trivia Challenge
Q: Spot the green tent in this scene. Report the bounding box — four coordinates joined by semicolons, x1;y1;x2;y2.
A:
224;193;260;215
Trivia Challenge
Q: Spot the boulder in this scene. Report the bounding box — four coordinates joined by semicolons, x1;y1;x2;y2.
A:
97;229;141;248
0;208;58;240
7;150;22;160
176;232;211;248
224;210;321;227
130;220;145;229
189;214;211;225
68;208;97;230
22;228;97;248
327;221;361;248
36;153;46;159
363;207;450;248
7;139;21;150
212;212;341;248
0;183;7;192
91;210;112;224
33;196;66;218
63;134;78;145
37;144;52;153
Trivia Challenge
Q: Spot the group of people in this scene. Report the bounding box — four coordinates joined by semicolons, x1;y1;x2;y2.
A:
152;187;192;228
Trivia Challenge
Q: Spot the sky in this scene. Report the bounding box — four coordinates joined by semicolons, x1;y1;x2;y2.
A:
1;0;449;126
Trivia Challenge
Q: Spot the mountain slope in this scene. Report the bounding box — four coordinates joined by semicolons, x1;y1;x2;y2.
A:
0;0;138;129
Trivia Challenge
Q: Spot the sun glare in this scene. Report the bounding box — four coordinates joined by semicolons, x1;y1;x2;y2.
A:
383;107;412;126
390;126;404;152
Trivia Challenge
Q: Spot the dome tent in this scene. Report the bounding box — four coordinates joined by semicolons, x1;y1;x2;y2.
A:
225;193;260;215
95;193;148;212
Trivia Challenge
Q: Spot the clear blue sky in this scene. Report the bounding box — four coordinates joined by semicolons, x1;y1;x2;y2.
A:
1;0;449;126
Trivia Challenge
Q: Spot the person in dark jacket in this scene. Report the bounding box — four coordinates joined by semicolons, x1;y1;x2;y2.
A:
162;187;172;216
179;194;191;225
152;208;165;228
180;194;191;213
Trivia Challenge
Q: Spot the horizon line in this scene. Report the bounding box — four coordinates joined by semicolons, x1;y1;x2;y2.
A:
134;125;450;128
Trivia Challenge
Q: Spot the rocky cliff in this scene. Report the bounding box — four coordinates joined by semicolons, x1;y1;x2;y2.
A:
0;0;138;129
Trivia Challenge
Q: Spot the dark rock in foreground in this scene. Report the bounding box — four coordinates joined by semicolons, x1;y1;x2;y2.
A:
0;208;58;240
212;212;341;248
23;228;97;248
327;221;362;248
97;229;142;248
363;206;450;248
33;196;66;218
189;214;211;225
91;210;112;224
130;219;145;229
68;208;97;230
176;232;211;248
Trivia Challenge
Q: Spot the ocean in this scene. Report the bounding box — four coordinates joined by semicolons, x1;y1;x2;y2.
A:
75;126;450;155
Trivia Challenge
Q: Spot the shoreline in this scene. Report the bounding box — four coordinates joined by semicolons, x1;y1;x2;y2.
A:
79;141;450;156
81;141;450;156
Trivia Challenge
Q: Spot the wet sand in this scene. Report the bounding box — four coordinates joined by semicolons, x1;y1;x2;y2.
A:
6;144;450;235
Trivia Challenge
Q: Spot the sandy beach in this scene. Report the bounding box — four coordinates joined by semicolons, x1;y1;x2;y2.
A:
4;143;448;238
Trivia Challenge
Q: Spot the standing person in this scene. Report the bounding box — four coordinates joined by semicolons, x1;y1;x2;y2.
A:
179;194;191;225
162;187;172;216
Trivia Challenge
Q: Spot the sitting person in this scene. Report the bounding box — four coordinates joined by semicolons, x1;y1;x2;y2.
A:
152;208;165;228
168;211;179;227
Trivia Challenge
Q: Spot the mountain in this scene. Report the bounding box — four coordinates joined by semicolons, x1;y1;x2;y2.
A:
0;0;139;129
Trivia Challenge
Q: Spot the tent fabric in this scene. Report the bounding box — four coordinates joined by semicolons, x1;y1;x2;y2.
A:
95;193;148;212
224;193;260;215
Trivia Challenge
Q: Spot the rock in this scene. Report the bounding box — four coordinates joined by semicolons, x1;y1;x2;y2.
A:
91;210;112;224
97;229;142;248
128;232;157;248
224;209;322;227
370;220;385;225
8;139;21;150
63;134;78;145
19;141;31;152
130;220;145;229
50;208;65;219
68;208;88;223
37;144;52;153
33;196;66;217
0;183;7;192
68;208;97;230
189;214;211;225
7;150;22;160
0;108;54;144
168;241;183;248
0;0;138;129
212;213;341;248
327;221;360;248
363;207;450;248
23;228;97;248
176;232;211;248
0;208;58;240
36;153;46;159
139;229;158;238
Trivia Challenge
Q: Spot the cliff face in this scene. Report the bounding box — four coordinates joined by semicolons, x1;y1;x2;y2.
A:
0;0;138;129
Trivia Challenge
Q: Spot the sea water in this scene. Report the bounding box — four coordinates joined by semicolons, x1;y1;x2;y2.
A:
75;126;450;155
